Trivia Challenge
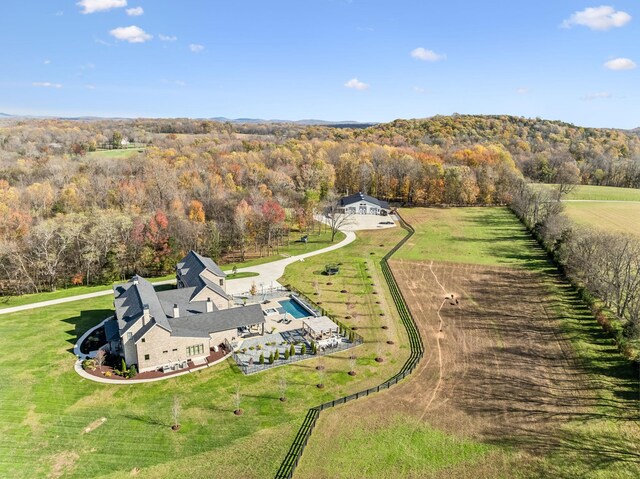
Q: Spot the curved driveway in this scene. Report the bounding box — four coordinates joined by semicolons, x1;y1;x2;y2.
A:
0;231;356;315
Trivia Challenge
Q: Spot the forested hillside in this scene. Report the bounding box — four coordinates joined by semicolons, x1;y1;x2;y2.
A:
1;115;639;294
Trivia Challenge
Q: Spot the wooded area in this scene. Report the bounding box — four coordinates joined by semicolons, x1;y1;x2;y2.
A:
1;115;639;307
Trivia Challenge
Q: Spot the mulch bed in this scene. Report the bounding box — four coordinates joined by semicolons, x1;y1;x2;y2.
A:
83;344;229;381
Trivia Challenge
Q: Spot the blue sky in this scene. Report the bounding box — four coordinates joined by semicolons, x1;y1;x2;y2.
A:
0;1;638;128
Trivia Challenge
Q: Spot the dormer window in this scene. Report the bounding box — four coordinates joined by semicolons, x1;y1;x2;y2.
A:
219;279;224;286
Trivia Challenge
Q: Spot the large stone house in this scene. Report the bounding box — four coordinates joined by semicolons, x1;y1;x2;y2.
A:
104;251;265;373
338;192;390;215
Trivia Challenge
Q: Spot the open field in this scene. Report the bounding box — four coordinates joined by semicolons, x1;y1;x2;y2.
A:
564;185;640;202
0;227;403;478
87;148;146;159
563;202;640;237
296;207;640;479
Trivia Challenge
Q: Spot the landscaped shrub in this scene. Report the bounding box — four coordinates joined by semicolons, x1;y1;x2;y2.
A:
301;344;307;355
274;349;280;361
128;365;137;378
259;353;265;364
82;359;96;370
289;344;295;356
311;343;318;355
121;358;128;374
284;349;290;360
269;352;274;364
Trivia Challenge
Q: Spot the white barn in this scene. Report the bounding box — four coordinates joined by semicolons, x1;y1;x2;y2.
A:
338;192;390;215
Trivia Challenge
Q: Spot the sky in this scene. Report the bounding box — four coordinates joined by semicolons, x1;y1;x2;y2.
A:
0;1;638;128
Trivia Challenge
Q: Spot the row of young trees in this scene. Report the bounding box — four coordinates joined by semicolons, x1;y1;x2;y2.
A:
511;182;640;354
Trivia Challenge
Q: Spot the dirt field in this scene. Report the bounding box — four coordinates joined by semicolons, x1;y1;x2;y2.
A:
387;260;596;442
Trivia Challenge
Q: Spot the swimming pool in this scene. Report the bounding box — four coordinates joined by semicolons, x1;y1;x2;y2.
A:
278;298;314;319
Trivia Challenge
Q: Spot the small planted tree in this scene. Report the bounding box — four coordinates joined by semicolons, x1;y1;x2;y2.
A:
259;352;265;365
279;374;288;402
233;385;243;415
316;369;326;389
121;358;128;376
269;351;275;364
300;343;307;355
311;342;318;355
375;343;384;363
94;349;106;372
249;281;258;296
284;348;290;360
289;344;296;357
128;364;138;378
348;356;357;376
171;396;181;430
274;349;280;361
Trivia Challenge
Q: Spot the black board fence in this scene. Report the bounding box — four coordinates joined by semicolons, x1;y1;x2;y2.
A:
274;212;424;479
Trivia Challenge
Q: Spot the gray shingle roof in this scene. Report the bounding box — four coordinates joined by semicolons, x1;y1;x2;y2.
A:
113;275;172;335
156;287;218;318
168;304;265;337
177;250;226;281
104;319;120;342
339;192;389;209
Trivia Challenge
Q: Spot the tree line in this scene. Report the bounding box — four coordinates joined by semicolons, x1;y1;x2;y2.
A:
511;182;640;358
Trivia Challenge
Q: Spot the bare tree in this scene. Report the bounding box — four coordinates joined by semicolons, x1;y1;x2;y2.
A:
171;396;181;430
324;202;355;242
348;355;357;376
94;349;106;372
316;369;326;389
278;374;288;401
233;385;243;415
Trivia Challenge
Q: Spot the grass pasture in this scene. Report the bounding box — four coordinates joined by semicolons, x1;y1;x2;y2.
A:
87;148;145;159
564;185;640;201
563;201;640;237
0;226;403;479
296;207;640;479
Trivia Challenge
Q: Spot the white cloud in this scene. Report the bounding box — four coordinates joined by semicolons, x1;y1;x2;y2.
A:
516;87;529;95
413;86;426;93
95;37;112;46
109;25;152;43
562;6;631;31
582;92;611;100
126;6;143;16
54;11;64;16
159;34;177;42
344;78;369;90
85;84;97;90
189;44;205;53
411;47;446;62
43;59;51;65
77;0;127;14
604;57;637;70
33;82;63;89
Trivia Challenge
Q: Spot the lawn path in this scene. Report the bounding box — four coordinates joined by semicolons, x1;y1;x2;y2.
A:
0;231;356;315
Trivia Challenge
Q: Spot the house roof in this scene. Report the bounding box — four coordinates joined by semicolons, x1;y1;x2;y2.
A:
339;192;389;209
156;287;218;318
177;250;226;280
168;304;265;338
104;319;120;342
303;316;339;335
113;275;172;335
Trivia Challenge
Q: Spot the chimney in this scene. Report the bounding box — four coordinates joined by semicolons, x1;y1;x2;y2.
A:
173;303;180;318
133;276;139;286
142;304;149;325
206;298;213;313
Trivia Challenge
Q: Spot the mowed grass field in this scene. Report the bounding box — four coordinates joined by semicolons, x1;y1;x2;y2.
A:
0;226;403;479
295;207;640;479
86;148;145;159
563;185;640;201
563;202;640;236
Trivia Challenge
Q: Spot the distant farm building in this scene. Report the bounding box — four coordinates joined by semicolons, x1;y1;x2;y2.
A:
338;192;390;215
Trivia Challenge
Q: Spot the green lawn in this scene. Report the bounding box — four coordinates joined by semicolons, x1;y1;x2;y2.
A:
0;227;344;310
564;185;640;201
394;207;549;270
0;226;404;478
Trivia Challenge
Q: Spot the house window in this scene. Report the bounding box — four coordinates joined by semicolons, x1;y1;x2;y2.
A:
144;354;150;361
141;338;145;343
163;350;168;354
127;332;132;340
172;348;178;352
186;344;205;357
219;279;224;286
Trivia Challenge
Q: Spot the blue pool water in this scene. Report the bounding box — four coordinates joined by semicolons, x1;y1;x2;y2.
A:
278;298;313;319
